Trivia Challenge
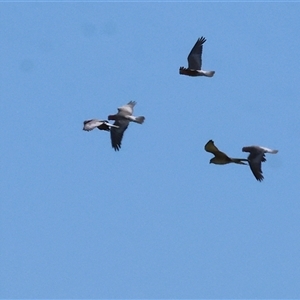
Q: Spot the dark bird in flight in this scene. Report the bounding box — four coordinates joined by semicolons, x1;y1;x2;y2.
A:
205;140;248;165
83;119;119;131
179;36;215;77
108;101;145;151
242;146;278;181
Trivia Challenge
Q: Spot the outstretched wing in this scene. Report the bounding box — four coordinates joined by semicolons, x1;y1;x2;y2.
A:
204;139;231;160
205;140;247;165
117;101;136;116
204;139;220;154
188;37;206;70
110;120;130;151
242;145;278;155
247;151;265;181
257;146;278;154
83;119;102;131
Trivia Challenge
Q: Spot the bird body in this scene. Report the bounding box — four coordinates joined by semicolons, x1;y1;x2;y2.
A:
242;146;278;181
179;36;215;77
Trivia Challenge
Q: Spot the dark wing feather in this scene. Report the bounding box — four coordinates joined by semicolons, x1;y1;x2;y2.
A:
247;152;265;181
205;140;220;154
187;37;206;70
83;119;101;131
97;121;110;131
110;120;130;151
204;139;230;160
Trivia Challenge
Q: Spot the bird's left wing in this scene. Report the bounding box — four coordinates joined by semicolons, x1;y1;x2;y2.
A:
83;119;102;131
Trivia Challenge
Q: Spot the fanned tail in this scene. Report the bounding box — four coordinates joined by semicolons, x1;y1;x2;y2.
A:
128;116;145;124
203;70;215;77
135;116;145;124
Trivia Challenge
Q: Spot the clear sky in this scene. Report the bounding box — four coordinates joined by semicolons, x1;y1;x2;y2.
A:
1;2;300;299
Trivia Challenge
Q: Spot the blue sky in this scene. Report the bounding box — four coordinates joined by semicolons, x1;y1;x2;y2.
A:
1;2;300;299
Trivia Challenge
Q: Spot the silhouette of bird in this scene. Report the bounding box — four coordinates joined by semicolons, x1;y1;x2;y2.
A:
179;36;215;77
108;101;145;151
242;146;278;181
205;140;248;165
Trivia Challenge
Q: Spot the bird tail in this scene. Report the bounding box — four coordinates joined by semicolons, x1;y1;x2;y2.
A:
129;116;145;124
203;70;215;77
231;158;248;165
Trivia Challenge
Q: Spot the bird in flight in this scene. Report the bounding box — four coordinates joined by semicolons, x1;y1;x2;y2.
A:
179;36;215;77
83;119;119;132
108;101;145;151
205;140;248;165
242;146;278;181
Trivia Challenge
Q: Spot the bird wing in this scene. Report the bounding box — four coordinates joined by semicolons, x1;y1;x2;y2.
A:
243;145;278;154
117;101;136;116
204;140;229;159
187;37;206;70
258;146;278;154
96;121;119;131
110;120;130;151
83;119;103;131
242;146;256;153
247;151;265;181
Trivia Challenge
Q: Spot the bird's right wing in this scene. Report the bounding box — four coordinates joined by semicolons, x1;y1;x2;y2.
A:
110;120;130;151
187;37;206;70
